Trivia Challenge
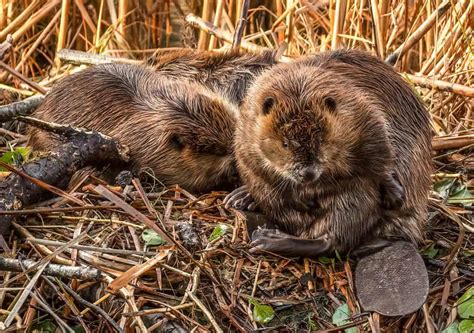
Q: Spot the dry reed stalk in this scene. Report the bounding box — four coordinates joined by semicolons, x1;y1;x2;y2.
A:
10;0;60;43
331;0;346;49
186;13;269;54
118;0;128;37
0;11;60;82
285;0;296;51
0;0;7;30
0;0;39;41
386;0;451;65
369;0;384;58
197;0;212;49
209;0;224;49
74;0;96;33
276;0;285;42
94;0;105;49
55;0;70;67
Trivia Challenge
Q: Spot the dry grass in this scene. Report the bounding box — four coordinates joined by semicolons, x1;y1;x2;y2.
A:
0;1;472;332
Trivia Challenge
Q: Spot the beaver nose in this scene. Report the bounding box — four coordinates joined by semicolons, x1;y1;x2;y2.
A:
299;168;319;183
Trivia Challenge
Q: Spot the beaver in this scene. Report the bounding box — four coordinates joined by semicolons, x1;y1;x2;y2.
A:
28;63;238;192
146;48;278;104
225;49;432;257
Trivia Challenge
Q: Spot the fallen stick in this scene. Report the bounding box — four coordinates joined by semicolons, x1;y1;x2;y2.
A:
0;95;44;122
0;60;47;94
0;117;130;235
0;257;101;280
404;73;474;98
432;135;474;151
57;48;139;66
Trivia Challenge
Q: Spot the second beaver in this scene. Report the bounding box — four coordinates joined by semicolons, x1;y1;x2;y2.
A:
225;49;432;257
28;63;238;192
147;48;278;104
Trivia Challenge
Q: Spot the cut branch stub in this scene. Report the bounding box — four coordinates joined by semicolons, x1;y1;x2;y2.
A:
0;118;130;235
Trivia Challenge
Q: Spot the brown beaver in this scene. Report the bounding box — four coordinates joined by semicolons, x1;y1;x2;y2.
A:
146;48;278;104
28;63;238;192
225;49;432;257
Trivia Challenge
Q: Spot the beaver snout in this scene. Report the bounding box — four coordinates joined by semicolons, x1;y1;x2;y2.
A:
297;167;321;184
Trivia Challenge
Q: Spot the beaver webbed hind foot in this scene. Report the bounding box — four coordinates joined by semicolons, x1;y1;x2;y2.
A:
224;185;257;211
381;173;405;210
249;229;333;258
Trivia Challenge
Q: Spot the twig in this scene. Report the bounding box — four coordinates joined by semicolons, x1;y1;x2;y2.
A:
0;205;116;215
404;73;474;97
3;260;48;327
27;238;157;257
232;0;250;50
0;95;44;122
31;292;75;333
0;257;101;280
58;280;124;333
432;135;474;150
0;60;47;94
0;34;13;59
186;291;223;333
185;13;271;55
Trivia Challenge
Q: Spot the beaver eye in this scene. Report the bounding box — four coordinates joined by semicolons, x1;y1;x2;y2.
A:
323;96;337;112
282;139;289;149
170;134;185;150
262;96;275;115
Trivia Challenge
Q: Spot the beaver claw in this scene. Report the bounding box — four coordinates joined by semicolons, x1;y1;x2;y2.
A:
223;185;257;211
249;229;333;258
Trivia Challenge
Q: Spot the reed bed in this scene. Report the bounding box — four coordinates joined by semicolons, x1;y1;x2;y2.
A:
0;1;472;332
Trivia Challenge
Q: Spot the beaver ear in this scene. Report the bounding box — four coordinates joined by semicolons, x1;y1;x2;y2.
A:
262;96;275;115
169;134;185;150
323;96;337;112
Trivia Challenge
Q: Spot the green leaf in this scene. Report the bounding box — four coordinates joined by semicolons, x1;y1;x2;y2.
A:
13;146;30;161
441;321;458;333
318;256;334;264
209;223;231;242
422;244;439;258
31;320;57;332
458;287;474;319
141;228;164;246
433;178;456;199
249;298;275;324
0;146;31;171
332;303;357;333
73;325;87;333
458;319;474;333
447;186;474;205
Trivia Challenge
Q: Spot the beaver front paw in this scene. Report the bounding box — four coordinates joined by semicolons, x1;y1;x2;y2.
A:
223;185;257;211
381;173;405;210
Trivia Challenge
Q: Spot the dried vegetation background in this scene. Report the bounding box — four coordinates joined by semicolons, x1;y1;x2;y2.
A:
0;0;473;332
